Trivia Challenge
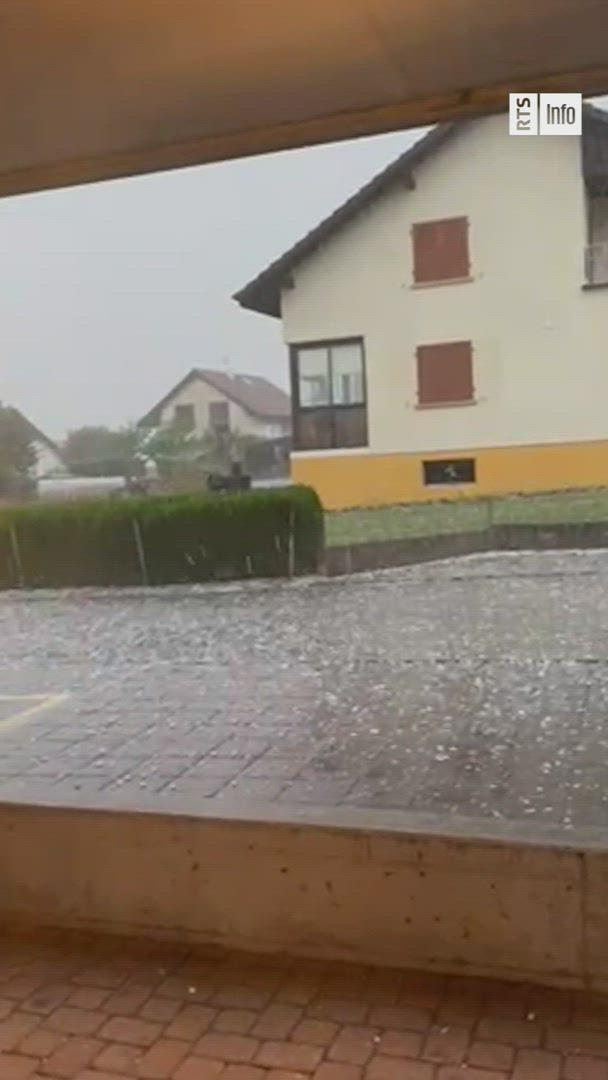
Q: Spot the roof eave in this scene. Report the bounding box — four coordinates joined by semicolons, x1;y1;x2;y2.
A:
232;122;456;319
234;286;281;318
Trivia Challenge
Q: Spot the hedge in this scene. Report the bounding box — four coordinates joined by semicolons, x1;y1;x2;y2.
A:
0;486;323;590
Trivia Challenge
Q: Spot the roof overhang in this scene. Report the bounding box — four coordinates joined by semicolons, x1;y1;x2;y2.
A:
2;0;608;198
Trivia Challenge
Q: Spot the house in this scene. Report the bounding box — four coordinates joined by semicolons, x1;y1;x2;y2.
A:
9;409;68;479
235;105;608;511
138;369;291;442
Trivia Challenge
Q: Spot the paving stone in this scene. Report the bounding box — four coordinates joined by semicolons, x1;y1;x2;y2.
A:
1;931;608;1079
194;1033;258;1063
97;1017;162;1047
38;1035;103;1078
3;551;608;829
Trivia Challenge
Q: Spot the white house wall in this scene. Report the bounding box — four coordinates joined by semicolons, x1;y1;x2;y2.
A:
158;380;283;439
281;116;606;457
33;441;67;479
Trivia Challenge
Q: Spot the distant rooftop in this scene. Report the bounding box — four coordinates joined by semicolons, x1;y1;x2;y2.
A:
6;406;64;457
138;368;291;428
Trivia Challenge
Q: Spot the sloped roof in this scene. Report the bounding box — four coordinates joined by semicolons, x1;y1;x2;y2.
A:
138;369;291;428
233;123;456;318
234;105;608;318
8;408;64;459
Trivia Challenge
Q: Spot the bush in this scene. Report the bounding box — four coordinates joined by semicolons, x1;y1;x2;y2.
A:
0;486;323;590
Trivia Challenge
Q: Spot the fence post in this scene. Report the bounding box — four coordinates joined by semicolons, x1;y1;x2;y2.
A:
9;525;24;589
132;518;149;586
288;507;295;578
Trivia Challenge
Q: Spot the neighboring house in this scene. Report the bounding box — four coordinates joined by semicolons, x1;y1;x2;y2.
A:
11;410;68;479
235;105;608;510
138;369;291;441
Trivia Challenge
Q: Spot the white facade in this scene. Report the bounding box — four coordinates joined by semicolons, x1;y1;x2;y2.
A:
33;439;68;479
157;378;288;440
282;115;606;457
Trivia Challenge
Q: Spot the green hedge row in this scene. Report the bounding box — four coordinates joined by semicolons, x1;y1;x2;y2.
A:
0;486;323;589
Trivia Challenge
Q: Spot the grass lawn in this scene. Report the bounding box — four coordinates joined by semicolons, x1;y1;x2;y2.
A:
325;488;608;547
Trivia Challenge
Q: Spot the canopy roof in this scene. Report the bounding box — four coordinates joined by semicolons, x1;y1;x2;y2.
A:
2;0;608;197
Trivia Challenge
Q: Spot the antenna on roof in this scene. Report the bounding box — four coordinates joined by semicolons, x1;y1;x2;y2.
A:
222;354;235;378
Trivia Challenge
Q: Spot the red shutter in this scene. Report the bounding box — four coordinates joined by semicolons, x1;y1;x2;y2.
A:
417;341;474;405
412;217;469;283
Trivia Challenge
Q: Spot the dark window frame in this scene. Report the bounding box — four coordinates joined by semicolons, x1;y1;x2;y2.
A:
173;402;196;431
208;399;230;433
423;458;476;486
290;337;368;451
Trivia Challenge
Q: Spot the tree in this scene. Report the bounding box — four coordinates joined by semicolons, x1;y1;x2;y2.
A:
138;425;204;481
62;426;140;477
0;404;37;497
198;428;262;475
136;425;263;484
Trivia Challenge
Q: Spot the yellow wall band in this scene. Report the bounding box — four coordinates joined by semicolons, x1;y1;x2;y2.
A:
291;440;608;510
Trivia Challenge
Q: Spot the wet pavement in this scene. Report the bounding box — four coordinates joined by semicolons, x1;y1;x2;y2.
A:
1;548;608;832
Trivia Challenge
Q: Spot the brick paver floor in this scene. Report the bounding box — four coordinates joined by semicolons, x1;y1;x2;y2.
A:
1;931;608;1079
3;550;608;832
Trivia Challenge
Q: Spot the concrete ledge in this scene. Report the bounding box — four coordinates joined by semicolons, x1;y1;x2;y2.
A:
1;795;606;991
324;521;608;575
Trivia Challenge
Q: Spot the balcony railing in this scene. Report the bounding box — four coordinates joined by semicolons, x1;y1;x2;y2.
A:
585;242;608;285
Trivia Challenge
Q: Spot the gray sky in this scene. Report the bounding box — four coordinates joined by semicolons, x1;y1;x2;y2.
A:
0;127;420;440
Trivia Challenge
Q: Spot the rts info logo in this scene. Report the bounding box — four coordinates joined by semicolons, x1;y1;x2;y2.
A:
509;93;582;136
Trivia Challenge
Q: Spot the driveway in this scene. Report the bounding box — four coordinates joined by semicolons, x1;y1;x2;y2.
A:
1;549;607;833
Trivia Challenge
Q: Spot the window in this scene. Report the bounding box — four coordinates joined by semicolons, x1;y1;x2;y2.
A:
412;216;470;284
298;347;331;406
173;403;195;431
416;340;474;406
585;194;608;285
209;400;230;433
291;339;367;450
423;458;476;485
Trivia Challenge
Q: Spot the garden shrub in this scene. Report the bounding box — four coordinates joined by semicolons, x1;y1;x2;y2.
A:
0;485;323;589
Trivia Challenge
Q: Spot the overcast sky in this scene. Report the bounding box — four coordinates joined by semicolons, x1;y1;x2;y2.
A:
5;94;606;443
0;126;421;440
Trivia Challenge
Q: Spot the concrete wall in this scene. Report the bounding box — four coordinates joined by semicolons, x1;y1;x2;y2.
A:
324;521;608;575
282;116;608;507
2;797;608;991
158;379;286;440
